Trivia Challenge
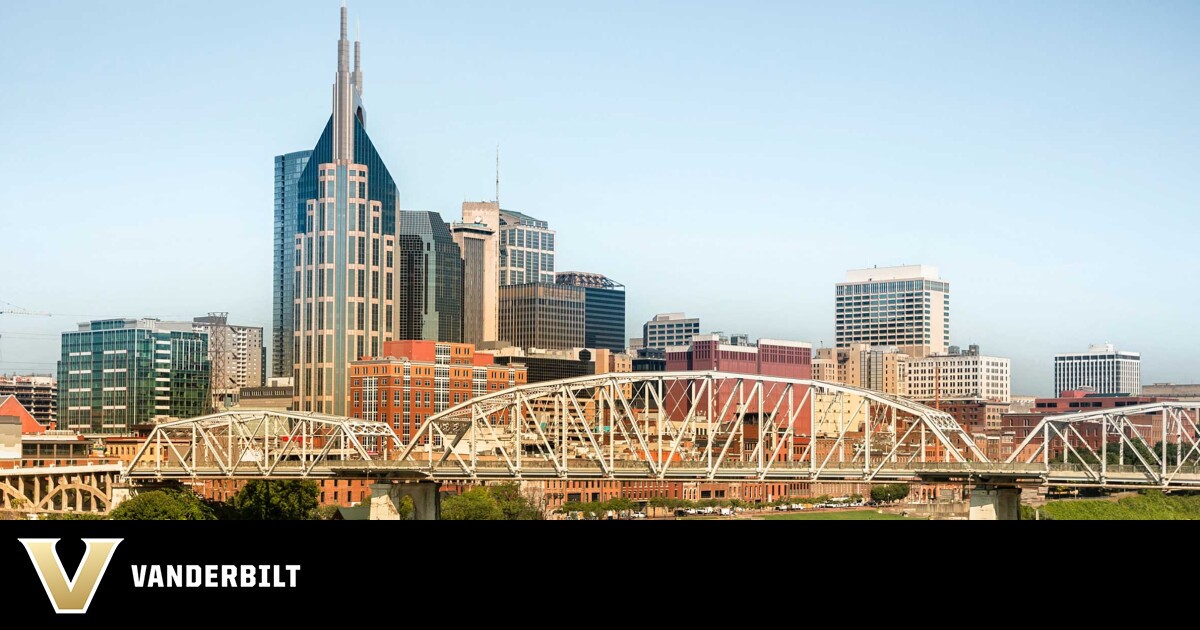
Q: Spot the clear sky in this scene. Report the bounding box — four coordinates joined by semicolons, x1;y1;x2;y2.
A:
1;1;1197;396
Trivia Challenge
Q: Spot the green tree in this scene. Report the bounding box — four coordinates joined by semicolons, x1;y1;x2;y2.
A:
604;497;636;515
441;488;504;520
490;482;543;520
111;489;216;520
230;480;320;520
870;484;910;504
41;512;105;520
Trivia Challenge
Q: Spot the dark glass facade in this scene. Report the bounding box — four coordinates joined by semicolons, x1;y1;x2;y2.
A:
296;117;398;235
58;319;210;435
498;283;585;350
555;272;625;352
272;150;312;378
396;211;464;343
493;352;594;384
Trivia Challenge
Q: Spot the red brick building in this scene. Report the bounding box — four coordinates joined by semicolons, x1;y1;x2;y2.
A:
1001;390;1175;458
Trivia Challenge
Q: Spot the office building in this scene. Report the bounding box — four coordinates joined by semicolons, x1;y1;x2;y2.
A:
233;377;295;412
492;347;595;384
935;399;1007;434
1054;343;1141;396
628;338;644;353
632;348;666;373
814;344;910;396
1143;383;1200;402
292;7;407;414
642;313;701;350
836;265;949;358
193;313;264;409
908;345;1010;404
272;150;313;377
58;319;210;435
396;211;464;343
665;335;812;379
499;210;555;285
556;271;626;353
0;375;57;427
498;283;585;350
349;341;526;442
451;201;501;346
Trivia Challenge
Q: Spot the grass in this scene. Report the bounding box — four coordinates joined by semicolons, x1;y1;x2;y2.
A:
761;510;916;521
1039;491;1200;520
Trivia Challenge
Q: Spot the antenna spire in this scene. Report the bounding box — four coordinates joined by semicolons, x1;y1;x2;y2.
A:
495;145;501;207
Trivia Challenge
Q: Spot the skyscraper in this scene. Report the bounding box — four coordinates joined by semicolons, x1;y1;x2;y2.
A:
193;313;264;409
396;211;464;344
555;271;626;352
58;319;210;435
272;150;312;378
835;265;950;358
499;210;555;285
642;312;701;350
498;283;585;350
292;6;402;414
451;201;500;346
1054;343;1141;396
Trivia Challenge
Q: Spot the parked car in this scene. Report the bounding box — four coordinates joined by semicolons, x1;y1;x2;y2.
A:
631;511;647;519
719;508;733;516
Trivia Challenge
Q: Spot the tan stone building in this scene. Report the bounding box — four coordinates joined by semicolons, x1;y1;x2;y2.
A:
814;343;909;396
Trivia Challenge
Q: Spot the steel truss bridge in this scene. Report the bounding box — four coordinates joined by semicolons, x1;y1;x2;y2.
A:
123;372;1200;490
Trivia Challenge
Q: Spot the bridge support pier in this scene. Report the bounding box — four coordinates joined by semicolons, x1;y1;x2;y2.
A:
969;485;1021;520
369;482;441;521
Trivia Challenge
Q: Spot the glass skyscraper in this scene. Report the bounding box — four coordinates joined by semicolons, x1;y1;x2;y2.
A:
397;211;464;344
58;319;210;435
556;272;626;352
272;150;312;378
499;210;555;285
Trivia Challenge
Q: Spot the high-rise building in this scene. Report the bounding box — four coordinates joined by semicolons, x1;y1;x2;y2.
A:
908;345;1011;404
396;211;464;344
272;150;313;378
58;319;210;435
452;201;500;346
814;344;910;396
491;347;595;384
836;265;949;358
642;313;701;350
192;313;264;409
1054;343;1141;396
555;271;626;353
499;210;555;285
0;375;57;427
497;283;585;350
292;7;405;414
348;340;526;443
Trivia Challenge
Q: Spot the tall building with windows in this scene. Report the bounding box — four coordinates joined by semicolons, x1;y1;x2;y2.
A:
499;210;555;285
908;345;1011;404
192;313;264;409
292;7;403;414
835;265;949;358
0;375;57;427
497;283;585;350
451;201;500;346
272;150;312;377
58;319;210;435
555;271;626;352
348;340;525;444
642;313;701;350
396;211;464;344
1054;344;1141;396
814;344;910;396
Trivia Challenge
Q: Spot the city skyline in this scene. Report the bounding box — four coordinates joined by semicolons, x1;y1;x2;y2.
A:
3;1;1199;396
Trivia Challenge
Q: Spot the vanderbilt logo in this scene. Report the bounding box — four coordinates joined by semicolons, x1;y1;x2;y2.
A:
20;538;123;615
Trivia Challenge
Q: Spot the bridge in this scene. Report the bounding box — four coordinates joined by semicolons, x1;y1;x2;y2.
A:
1;464;123;515
121;372;1200;519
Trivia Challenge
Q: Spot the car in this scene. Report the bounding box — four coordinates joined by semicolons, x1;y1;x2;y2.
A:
776;505;789;511
685;508;698;515
719;508;733;516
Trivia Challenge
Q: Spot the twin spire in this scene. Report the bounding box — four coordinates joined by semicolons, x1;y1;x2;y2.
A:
334;3;363;162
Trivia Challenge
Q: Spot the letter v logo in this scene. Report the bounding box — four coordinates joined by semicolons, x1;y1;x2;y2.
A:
20;538;123;614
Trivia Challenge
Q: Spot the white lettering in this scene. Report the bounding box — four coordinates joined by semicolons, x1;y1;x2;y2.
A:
131;565;147;588
186;565;201;587
147;565;163;588
241;565;255;587
285;565;300;587
221;565;237;588
273;565;284;587
167;565;182;587
204;565;217;587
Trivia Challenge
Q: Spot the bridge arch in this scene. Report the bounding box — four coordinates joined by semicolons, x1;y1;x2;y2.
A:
402;371;989;481
36;482;111;512
0;481;27;510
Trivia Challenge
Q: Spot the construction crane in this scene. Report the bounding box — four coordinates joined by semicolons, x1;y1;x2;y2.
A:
0;303;52;317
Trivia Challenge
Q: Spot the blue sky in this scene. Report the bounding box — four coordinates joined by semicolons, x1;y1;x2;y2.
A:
1;1;1197;396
